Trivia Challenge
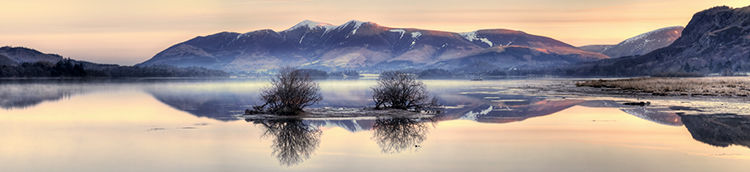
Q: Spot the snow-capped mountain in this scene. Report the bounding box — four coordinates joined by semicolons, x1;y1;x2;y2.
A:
579;26;684;58
577;45;613;54
138;20;608;72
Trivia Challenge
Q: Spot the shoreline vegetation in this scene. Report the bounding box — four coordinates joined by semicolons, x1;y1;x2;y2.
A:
0;60;228;78
575;77;750;97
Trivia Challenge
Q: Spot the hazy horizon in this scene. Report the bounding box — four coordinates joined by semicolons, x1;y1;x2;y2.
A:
1;0;747;65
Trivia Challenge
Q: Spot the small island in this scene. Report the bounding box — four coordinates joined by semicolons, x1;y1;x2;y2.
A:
244;68;441;119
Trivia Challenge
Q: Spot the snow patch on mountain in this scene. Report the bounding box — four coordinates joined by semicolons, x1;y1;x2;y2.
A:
350;119;364;131
299;34;306;44
389;29;406;39
460;31;493;47
347;20;367;35
299;60;320;67
409;32;422;47
411;32;422;39
286;20;335;31
621;26;683;45
593;26;684;58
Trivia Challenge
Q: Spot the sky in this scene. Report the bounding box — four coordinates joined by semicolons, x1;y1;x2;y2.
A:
0;0;747;65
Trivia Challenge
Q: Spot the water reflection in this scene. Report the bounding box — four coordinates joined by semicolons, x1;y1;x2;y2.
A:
579;100;684;126
247;119;322;166
620;107;683;126
0;83;89;109
307;119;375;132
2;79;682;128
5;79;750;171
7;79;750;153
680;113;750;148
461;100;585;124
146;89;257;121
372;117;432;153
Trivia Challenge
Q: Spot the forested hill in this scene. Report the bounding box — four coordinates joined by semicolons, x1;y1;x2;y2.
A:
0;59;228;78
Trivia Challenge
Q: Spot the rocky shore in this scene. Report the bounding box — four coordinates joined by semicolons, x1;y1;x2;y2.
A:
575;77;750;97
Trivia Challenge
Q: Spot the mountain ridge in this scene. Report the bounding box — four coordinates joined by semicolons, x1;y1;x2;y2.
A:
564;5;750;76
0;46;63;65
138;20;608;73
578;26;684;58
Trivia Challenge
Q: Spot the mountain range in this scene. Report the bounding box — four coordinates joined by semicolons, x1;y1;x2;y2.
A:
0;46;227;77
564;5;750;76
137;20;608;73
3;5;749;77
579;26;684;58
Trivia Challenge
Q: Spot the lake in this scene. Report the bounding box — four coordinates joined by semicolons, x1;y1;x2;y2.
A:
1;79;749;171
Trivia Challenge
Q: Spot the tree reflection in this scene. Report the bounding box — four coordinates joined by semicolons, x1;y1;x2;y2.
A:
249;119;322;166
371;117;431;153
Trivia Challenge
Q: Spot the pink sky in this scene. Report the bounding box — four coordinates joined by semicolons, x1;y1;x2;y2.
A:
0;0;746;65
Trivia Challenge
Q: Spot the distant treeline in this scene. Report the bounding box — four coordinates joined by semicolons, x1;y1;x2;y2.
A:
293;69;361;79
387;68;527;79
505;64;749;77
0;59;228;77
7;59;743;78
413;65;749;78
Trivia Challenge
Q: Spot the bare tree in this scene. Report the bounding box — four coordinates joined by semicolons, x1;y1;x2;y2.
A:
252;67;322;115
256;119;321;166
372;71;437;111
371;117;430;153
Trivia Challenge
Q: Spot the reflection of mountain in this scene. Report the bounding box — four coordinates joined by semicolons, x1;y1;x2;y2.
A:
145;85;386;130
578;100;684;126
246;119;321;166
679;114;750;148
146;82;695;131
372;117;431;153
620;107;683;126
442;90;584;124
483;99;585;123
307;119;375;133
0;83;89;109
573;100;686;126
145;84;375;121
146;89;258;121
458;99;584;123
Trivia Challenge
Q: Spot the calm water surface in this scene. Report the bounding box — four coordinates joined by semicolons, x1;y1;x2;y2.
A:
1;79;749;171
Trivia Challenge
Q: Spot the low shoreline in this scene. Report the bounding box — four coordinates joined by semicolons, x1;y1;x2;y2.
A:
575;77;750;97
505;77;750;116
